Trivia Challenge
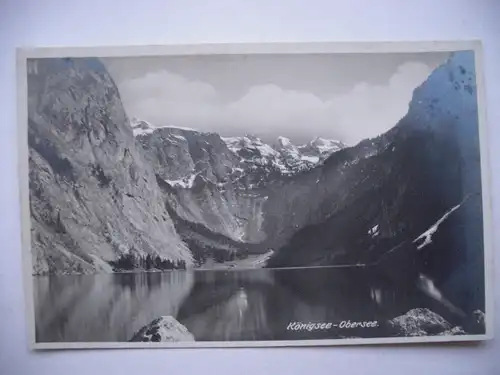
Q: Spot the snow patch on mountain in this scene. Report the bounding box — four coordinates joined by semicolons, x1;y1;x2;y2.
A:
368;224;380;237
414;203;462;249
301;155;320;163
163;173;199;189
171;134;188;142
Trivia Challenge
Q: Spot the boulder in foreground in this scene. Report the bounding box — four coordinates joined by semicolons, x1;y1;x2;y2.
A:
130;316;195;342
389;308;465;337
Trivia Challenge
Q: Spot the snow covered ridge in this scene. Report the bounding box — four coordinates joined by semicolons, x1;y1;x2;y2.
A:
222;135;279;158
130;117;346;182
221;134;346;174
130;117;345;166
130;117;199;137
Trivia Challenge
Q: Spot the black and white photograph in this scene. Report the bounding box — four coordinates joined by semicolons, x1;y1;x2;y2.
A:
17;42;493;349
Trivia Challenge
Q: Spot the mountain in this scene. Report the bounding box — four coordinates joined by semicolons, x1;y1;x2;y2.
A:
27;58;193;275
27;49;485;314
222;134;345;176
299;137;346;161
27;53;347;273
133;120;346;264
266;50;484;313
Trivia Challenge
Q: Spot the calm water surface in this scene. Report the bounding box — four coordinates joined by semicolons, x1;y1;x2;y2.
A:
33;266;452;342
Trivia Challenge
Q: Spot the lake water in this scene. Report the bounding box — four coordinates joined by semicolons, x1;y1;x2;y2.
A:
33;266;459;342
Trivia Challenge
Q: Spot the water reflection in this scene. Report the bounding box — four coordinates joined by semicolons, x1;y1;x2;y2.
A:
33;266;459;343
34;271;194;342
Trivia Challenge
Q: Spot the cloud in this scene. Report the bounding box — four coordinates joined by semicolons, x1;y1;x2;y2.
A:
327;62;434;143
117;61;434;145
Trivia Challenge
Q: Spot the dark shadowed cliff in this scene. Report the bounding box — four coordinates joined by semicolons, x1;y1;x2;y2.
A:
266;51;484;313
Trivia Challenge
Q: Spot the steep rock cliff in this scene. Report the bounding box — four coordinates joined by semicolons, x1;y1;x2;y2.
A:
28;58;192;275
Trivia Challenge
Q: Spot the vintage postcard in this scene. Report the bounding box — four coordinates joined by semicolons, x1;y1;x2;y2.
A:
16;41;493;349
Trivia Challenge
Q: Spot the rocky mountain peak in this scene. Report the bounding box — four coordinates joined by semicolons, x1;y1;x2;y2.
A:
298;137;346;163
275;136;299;154
131;117;156;136
222;133;345;176
276;136;293;148
309;137;345;153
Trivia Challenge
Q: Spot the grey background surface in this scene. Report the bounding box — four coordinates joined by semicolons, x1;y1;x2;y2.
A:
1;0;499;374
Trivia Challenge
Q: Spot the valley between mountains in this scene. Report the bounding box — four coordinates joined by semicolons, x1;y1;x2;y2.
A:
27;51;485;315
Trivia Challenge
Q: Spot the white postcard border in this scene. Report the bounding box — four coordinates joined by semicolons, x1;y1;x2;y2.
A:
16;40;494;350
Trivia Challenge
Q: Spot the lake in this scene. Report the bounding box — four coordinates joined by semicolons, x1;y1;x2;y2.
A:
33;266;459;343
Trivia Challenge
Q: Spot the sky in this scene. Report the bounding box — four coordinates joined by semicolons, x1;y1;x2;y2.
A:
103;52;450;145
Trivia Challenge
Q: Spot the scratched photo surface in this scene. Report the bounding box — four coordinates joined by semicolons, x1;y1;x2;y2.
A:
23;45;488;346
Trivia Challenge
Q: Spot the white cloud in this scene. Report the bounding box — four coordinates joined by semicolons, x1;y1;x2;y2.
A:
117;61;434;145
327;62;434;143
